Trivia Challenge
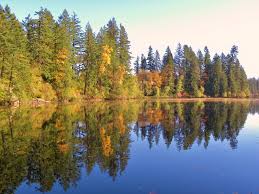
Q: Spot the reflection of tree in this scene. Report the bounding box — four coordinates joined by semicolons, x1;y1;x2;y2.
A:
0;105;81;193
249;101;259;115
134;101;250;150
76;102;138;180
0;100;254;193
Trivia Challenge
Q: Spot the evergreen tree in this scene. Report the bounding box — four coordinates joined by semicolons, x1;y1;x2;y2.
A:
147;46;155;71
0;5;31;103
52;9;75;100
183;46;202;97
118;24;131;73
174;43;184;77
227;45;239;97
203;46;213;96
140;54;147;70
70;12;84;64
134;56;140;74
34;8;56;81
83;23;99;96
211;54;227;97
161;47;174;96
239;66;250;97
154;50;162;71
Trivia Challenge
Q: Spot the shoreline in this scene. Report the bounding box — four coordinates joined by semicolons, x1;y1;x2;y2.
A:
1;97;259;109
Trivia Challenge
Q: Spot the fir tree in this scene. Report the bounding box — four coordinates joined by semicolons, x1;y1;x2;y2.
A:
147;46;155;71
83;23;99;96
134;56;140;74
161;46;175;96
203;46;212;96
154;50;162;71
140;54;147;70
174;43;184;77
183;46;202;97
118;24;131;73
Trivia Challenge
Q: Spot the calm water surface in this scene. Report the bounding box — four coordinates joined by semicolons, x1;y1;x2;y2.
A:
0;100;259;194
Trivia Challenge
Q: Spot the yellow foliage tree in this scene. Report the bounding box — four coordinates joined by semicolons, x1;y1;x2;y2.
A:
99;45;113;75
100;127;113;157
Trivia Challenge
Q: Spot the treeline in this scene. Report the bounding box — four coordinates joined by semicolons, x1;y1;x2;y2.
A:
0;5;252;105
134;44;250;98
0;5;141;104
248;78;259;97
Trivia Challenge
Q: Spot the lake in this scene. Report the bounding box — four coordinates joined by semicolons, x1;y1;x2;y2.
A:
0;100;259;194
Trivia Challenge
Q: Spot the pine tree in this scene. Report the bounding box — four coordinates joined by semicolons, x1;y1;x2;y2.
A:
227;45;239;97
174;43;184;77
0;5;31;103
147;46;155;71
154;50;162;71
203;46;213;96
211;54;223;97
239;66;250;97
83;23;99;96
183;46;202;97
70;12;84;64
53;9;75;100
134;56;140;74
38;8;56;75
161;46;174;96
140;54;147;70
118;24;131;73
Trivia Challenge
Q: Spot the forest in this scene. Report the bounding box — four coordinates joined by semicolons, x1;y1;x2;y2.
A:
0;5;256;104
248;78;259;97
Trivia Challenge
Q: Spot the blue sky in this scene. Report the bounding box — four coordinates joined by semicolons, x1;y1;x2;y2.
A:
1;0;259;77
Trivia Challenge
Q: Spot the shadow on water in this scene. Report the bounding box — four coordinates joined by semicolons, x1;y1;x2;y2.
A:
0;100;258;193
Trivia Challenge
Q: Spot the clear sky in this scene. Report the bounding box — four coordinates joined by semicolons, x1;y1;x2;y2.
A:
1;0;259;78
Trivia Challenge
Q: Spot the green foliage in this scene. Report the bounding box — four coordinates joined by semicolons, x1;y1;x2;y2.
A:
248;77;259;97
0;101;253;192
0;5;252;104
0;6;32;104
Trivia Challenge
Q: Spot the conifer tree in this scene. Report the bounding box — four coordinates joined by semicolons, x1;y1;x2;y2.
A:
83;23;99;96
147;46;155;71
118;24;131;73
53;9;75;100
70;12;84;63
0;5;31;102
140;54;147;70
174;43;184;76
183;46;202;97
203;46;213;96
134;56;140;74
154;50;162;71
161;47;174;96
35;8;56;81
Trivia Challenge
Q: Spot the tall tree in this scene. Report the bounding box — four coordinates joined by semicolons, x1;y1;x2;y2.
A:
140;54;147;71
118;24;131;73
174;43;184;77
154;50;162;71
83;23;99;96
134;56;140;74
70;12;84;64
147;46;155;71
161;47;174;96
183;46;202;97
203;46;212;96
0;5;31;102
34;8;56;81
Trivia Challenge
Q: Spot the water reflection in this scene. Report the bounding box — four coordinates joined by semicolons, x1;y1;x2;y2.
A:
0;101;258;193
